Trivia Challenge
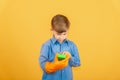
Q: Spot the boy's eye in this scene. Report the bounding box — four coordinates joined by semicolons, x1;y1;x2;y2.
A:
57;33;61;35
63;33;66;35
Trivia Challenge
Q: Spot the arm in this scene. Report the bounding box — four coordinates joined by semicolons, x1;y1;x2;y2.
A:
39;43;69;73
39;43;49;72
69;42;81;67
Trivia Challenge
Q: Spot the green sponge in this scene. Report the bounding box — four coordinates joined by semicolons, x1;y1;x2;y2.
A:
58;53;66;60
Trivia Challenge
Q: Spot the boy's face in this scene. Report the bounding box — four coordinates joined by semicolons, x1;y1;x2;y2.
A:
52;29;68;43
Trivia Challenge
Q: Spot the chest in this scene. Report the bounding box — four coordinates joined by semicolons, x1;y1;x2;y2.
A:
48;43;72;62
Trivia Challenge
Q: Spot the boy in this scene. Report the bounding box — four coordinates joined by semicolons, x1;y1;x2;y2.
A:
39;14;81;80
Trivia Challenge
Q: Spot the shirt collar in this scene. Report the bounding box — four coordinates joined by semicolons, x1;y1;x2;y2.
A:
51;35;68;44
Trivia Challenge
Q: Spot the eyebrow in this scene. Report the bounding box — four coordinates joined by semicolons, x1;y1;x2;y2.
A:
57;32;67;35
57;33;62;35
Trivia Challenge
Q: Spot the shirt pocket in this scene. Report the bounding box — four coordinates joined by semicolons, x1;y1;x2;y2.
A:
62;45;73;56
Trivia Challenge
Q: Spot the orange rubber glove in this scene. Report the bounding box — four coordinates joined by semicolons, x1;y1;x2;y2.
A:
45;53;70;73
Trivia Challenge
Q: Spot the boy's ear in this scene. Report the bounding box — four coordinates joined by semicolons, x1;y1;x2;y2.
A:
51;28;55;33
51;28;56;31
50;28;53;31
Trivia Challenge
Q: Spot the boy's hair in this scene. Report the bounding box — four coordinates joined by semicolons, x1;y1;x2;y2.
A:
51;14;70;33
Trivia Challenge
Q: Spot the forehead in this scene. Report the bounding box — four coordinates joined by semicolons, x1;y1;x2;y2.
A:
54;31;67;34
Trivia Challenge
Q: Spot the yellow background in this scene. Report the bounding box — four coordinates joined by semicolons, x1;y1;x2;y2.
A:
0;0;120;80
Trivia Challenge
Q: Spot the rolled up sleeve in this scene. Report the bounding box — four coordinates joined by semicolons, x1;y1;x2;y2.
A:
39;43;49;72
69;42;81;67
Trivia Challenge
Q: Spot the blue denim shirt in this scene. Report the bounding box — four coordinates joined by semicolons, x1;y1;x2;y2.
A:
39;36;81;80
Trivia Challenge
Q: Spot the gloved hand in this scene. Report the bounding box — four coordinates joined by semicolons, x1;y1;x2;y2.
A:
45;53;70;73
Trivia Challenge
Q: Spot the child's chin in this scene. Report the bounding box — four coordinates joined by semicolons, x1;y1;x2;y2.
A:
58;39;64;41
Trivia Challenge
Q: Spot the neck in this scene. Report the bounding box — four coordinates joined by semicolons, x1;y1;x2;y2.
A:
58;40;63;44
